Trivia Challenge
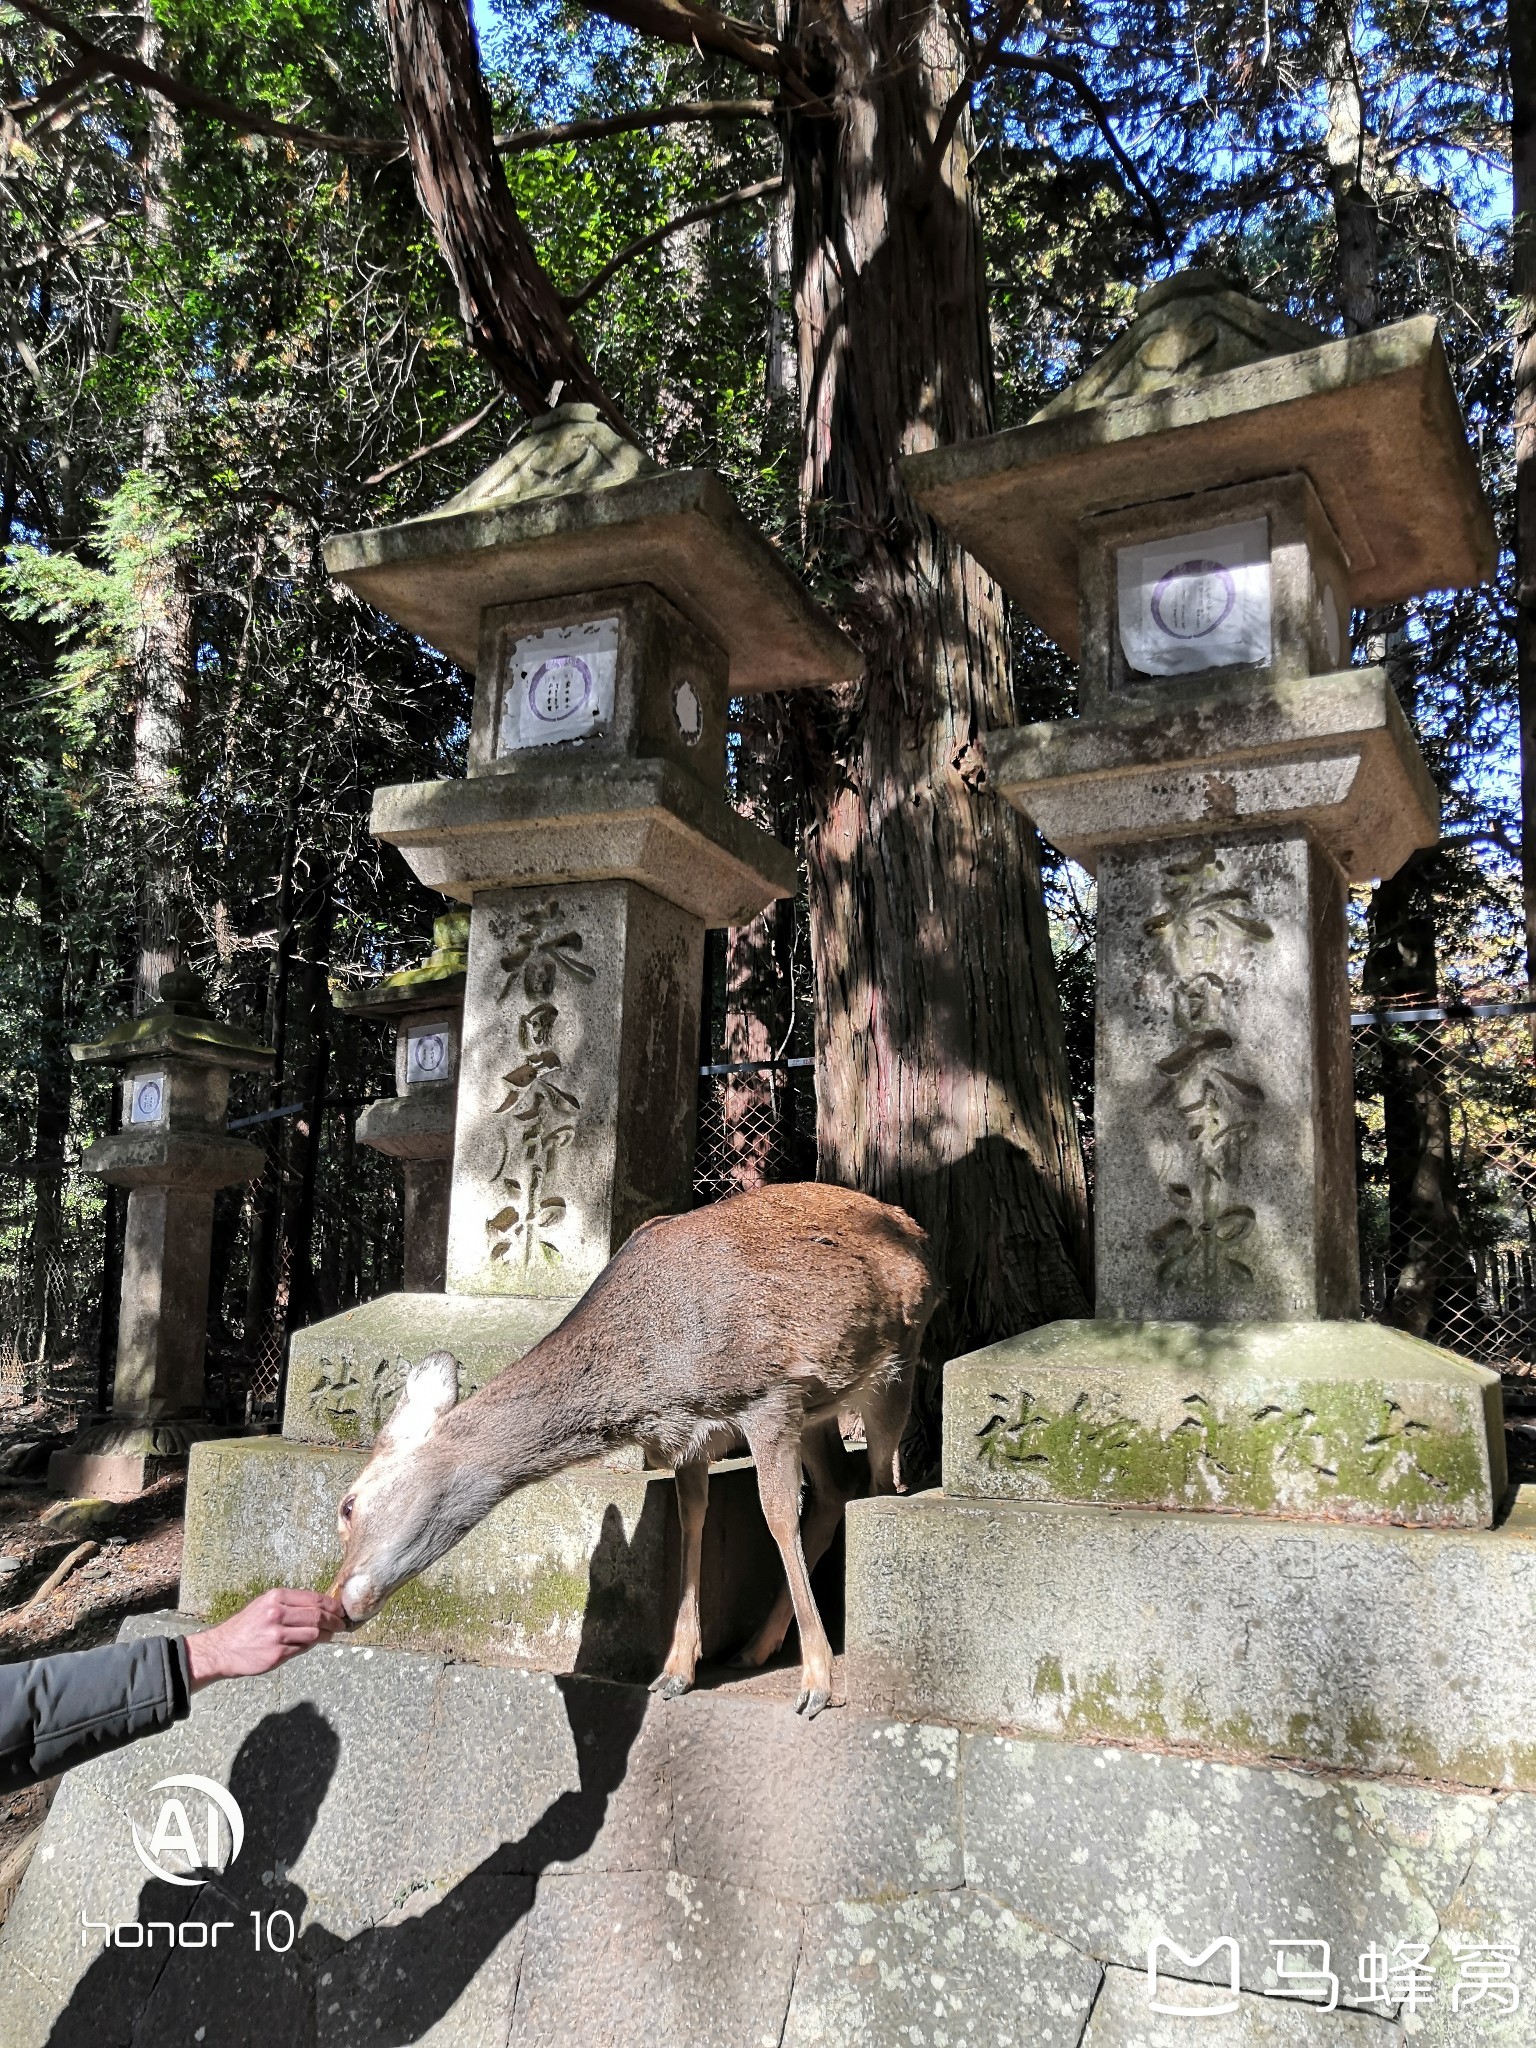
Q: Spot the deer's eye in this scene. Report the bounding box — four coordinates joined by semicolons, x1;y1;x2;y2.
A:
339;1495;356;1524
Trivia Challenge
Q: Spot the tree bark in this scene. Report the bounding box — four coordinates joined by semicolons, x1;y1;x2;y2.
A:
785;0;1091;1368
132;20;194;1013
371;0;622;423
1513;0;1536;983
1318;0;1378;334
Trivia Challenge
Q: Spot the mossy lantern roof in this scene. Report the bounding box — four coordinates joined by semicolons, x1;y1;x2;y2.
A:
903;270;1496;658
71;966;274;1072
323;404;859;691
333;911;469;1019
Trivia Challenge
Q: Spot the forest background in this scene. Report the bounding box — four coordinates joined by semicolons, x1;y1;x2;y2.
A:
0;0;1523;1435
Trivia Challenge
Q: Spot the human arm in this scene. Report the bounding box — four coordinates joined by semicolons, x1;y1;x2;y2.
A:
0;1588;345;1791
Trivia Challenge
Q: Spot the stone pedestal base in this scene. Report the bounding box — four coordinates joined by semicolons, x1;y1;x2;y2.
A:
944;1318;1507;1527
283;1291;581;1446
180;1437;782;1684
845;1486;1536;1787
47;1418;235;1501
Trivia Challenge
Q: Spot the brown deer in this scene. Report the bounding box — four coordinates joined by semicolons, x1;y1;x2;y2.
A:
328;1182;938;1715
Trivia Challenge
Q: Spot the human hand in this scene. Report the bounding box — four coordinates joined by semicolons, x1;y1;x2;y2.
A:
183;1588;348;1692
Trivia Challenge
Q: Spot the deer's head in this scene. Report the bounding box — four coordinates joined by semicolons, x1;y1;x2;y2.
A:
328;1351;490;1622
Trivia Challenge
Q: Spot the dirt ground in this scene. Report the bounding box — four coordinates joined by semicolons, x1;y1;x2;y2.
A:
0;1398;188;1920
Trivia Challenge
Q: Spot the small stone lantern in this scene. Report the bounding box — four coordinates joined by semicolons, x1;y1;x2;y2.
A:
903;270;1505;1529
51;966;274;1497
335;909;469;1292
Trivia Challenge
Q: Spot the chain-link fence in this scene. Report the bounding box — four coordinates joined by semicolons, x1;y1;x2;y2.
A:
0;1167;106;1416
1353;992;1535;1378
693;1059;818;1202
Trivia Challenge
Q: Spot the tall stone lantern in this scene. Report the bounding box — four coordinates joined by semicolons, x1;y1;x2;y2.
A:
51;966;274;1498
335;909;469;1293
841;277;1532;1782
273;403;857;1440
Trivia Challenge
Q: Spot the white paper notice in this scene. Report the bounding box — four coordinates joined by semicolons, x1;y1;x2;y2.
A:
498;617;620;753
1116;517;1271;677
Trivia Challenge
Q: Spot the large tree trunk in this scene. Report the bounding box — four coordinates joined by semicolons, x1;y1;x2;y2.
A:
132;21;194;1012
1514;0;1536;984
785;0;1091;1374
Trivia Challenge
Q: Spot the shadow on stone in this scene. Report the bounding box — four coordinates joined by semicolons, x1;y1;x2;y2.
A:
43;1524;653;2045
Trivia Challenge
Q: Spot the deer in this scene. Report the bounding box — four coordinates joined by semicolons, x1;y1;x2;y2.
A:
327;1182;939;1716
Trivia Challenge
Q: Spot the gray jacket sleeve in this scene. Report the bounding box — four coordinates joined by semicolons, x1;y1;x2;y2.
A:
0;1636;194;1792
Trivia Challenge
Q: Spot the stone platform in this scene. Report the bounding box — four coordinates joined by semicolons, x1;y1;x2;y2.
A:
180;1437;782;1683
9;1612;1536;2046
945;1319;1508;1527
845;1484;1536;1789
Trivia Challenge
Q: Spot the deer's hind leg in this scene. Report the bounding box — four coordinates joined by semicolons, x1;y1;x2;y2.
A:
731;1415;856;1686
740;1400;836;1717
651;1456;709;1700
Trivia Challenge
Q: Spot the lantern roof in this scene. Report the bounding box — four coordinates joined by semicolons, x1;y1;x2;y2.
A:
324;404;859;692
903;270;1494;657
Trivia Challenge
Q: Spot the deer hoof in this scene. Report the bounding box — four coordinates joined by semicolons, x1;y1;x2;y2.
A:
649;1672;692;1700
796;1686;830;1719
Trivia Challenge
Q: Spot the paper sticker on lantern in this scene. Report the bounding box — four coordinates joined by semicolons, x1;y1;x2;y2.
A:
672;679;704;746
1117;516;1271;677
406;1026;452;1085
498;617;619;753
129;1071;167;1125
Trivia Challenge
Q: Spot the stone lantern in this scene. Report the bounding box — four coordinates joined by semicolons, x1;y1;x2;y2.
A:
176;408;855;1679
840;276;1536;1782
335;909;469;1293
51;966;274;1498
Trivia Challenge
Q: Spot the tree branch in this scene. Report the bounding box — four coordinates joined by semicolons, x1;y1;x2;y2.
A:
361;392;504;485
923;0;1034;196
6;0;406;158
562;0;812;99
496;98;776;154
562;173;784;311
374;0;627;429
995;49;1169;246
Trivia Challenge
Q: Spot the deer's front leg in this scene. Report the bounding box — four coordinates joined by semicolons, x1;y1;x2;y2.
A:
651;1458;709;1700
743;1405;834;1718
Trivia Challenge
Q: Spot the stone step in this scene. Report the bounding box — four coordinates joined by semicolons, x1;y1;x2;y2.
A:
5;1614;1526;2045
844;1484;1536;1789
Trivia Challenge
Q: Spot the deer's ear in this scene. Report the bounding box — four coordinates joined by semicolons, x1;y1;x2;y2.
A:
377;1351;460;1455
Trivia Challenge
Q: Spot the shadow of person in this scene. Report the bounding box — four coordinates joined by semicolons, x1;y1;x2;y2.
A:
46;1702;340;2048
45;1514;653;2046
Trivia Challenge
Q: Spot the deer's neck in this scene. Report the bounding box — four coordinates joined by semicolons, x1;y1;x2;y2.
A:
430;1319;617;1503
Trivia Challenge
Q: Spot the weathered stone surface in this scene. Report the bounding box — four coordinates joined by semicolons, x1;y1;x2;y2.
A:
180;1438;782;1683
902;285;1493;654
668;1693;961;1904
783;1891;1102;2048
944;1319;1506;1527
355;1087;455;1161
510;1870;800;2048
961;1734;1435;1991
412;1666;669;1883
323;412;859;691
1081;1964;1402;2045
8;1621;1536;2048
844;1488;1536;1787
445;880;703;1299
1409;1795;1536;2046
372;753;795;927
283;1291;576;1446
1098;829;1359;1324
989;667;1438;884
1345;1780;1498;1918
47;1419;231;1503
315;1876;533;2047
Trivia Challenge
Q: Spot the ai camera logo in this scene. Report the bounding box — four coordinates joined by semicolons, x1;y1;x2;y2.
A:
132;1776;244;1886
